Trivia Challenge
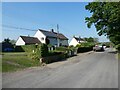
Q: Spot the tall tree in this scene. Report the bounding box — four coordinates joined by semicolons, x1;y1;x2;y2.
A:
85;2;120;45
3;38;10;43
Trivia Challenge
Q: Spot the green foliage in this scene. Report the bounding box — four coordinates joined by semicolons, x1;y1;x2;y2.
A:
15;46;25;52
55;46;69;52
76;42;94;53
40;44;48;57
2;38;15;52
102;42;111;48
85;2;120;45
77;47;93;53
44;54;67;64
68;45;76;51
84;37;98;43
116;44;120;52
76;44;82;47
80;42;94;47
21;44;48;60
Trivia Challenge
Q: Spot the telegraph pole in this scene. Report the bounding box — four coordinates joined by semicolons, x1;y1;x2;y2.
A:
57;24;60;47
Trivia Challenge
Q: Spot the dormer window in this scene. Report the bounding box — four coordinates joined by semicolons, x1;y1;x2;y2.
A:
41;37;44;40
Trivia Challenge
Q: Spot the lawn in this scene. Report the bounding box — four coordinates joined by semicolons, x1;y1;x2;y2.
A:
2;52;41;72
118;53;120;60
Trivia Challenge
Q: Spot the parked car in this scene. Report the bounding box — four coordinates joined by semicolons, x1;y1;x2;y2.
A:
93;45;104;51
4;48;14;52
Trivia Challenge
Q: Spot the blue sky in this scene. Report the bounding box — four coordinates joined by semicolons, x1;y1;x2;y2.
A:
2;2;109;42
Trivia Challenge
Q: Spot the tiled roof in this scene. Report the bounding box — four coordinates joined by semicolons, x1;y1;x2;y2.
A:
20;36;41;44
74;37;85;41
39;29;68;40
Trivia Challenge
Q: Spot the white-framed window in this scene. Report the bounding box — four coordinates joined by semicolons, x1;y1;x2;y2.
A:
41;37;44;40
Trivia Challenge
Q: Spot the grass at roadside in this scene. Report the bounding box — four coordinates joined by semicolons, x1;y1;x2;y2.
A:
118;52;120;60
2;52;41;72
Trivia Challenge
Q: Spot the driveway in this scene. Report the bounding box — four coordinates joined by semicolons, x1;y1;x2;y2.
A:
2;48;118;88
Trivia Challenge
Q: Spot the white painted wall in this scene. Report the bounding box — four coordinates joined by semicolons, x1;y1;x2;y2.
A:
69;38;79;47
16;37;25;46
34;30;46;44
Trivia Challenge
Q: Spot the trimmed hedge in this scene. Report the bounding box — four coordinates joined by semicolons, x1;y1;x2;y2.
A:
77;47;93;53
116;44;120;52
76;42;94;53
19;44;48;60
15;46;25;52
43;53;67;64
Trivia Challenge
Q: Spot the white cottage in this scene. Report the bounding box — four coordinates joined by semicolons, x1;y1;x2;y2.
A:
34;29;68;46
69;36;86;47
16;36;41;46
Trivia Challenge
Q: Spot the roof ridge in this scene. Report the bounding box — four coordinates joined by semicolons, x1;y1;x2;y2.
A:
20;36;37;38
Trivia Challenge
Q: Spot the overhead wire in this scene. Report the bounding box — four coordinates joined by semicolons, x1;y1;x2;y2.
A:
2;24;37;31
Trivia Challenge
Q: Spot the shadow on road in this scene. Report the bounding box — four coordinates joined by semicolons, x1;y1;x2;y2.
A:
108;51;118;54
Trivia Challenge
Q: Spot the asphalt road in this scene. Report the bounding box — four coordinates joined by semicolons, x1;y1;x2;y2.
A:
2;48;118;88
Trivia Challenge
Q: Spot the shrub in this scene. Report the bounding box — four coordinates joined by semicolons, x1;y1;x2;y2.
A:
21;44;48;60
40;44;48;57
116;44;120;52
15;46;25;52
76;42;94;53
55;46;68;52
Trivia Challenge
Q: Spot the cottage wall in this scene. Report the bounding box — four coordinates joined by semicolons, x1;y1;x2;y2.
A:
16;37;25;46
69;38;79;47
34;30;46;44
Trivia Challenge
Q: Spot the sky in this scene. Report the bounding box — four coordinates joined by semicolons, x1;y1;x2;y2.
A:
2;2;109;42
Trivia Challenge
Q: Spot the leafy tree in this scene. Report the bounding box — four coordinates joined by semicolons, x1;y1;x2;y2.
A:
2;38;16;45
10;40;16;45
3;38;10;43
85;2;120;45
83;37;98;43
2;38;14;51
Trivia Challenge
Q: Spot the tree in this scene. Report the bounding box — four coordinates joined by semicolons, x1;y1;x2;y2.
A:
2;38;14;52
85;2;120;45
83;37;98;43
10;40;16;45
3;38;10;43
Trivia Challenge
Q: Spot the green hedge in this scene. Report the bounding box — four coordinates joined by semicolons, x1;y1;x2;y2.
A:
21;44;48;60
55;46;69;52
43;53;67;64
15;46;25;52
77;47;93;53
116;44;120;52
76;42;94;53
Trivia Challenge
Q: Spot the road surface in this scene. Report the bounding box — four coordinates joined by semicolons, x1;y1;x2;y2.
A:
2;48;118;88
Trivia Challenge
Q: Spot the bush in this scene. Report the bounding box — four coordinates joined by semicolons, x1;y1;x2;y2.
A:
44;53;67;64
77;47;93;53
76;42;94;53
55;46;69;52
21;44;48;60
40;44;48;57
15;46;25;52
116;44;120;52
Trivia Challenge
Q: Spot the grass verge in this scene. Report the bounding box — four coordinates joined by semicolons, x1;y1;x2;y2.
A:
2;52;41;72
118;52;120;60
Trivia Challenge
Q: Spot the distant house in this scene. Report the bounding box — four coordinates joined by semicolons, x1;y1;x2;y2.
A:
16;29;68;47
16;36;41;46
34;29;68;46
69;36;86;47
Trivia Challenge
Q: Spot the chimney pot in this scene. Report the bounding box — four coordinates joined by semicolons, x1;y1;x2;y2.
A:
51;29;54;32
